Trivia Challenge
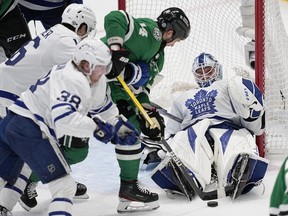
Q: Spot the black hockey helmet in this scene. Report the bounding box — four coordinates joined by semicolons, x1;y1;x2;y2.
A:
157;7;190;41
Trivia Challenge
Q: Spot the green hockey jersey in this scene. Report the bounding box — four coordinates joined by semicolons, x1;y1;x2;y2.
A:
101;10;165;107
270;156;288;216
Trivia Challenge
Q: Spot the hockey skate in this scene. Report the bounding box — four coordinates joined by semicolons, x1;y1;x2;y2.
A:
230;153;251;199
0;205;12;216
74;182;89;199
19;180;88;211
117;179;160;213
19;180;38;211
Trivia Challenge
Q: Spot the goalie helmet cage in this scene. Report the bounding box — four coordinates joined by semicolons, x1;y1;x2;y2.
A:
118;0;288;157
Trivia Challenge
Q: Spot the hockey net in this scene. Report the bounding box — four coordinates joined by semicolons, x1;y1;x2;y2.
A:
118;0;288;157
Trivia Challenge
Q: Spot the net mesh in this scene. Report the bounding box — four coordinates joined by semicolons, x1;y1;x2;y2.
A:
122;0;288;155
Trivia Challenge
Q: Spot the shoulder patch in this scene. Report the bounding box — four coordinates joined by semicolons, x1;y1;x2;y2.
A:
153;27;162;41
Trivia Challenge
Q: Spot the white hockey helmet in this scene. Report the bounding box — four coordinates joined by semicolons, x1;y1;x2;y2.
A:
192;52;223;87
62;4;97;37
73;38;112;75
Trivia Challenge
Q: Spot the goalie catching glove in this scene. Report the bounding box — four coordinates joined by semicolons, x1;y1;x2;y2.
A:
137;104;165;140
228;76;264;121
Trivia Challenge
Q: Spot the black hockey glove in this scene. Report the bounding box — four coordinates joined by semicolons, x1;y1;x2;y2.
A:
106;49;130;79
137;106;165;140
59;135;89;148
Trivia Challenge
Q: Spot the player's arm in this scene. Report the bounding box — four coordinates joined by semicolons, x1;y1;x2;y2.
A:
227;76;265;135
102;10;131;79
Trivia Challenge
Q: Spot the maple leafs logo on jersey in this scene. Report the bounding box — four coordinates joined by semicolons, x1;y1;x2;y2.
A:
185;89;218;118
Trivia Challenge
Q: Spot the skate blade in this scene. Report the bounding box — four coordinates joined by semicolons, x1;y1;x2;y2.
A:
73;193;89;200
117;198;160;214
165;189;185;199
18;200;32;212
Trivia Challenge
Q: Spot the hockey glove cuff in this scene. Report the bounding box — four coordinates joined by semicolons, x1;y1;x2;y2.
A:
138;105;165;140
59;135;89;148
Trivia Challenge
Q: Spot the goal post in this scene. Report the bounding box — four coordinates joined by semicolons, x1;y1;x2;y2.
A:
118;0;288;157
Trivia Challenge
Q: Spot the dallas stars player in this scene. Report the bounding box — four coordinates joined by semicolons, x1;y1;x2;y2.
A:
101;7;191;213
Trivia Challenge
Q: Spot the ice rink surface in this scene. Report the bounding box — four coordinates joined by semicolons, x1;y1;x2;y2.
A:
11;0;288;215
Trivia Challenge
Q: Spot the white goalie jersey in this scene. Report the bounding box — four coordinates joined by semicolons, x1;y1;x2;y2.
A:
9;61;118;141
166;76;265;138
0;24;81;118
151;76;268;198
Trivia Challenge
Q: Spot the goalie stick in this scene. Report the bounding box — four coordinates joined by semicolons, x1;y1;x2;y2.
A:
150;101;182;123
116;76;235;201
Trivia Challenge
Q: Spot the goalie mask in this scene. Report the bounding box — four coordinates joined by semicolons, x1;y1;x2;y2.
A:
157;7;191;42
73;38;112;75
192;53;223;88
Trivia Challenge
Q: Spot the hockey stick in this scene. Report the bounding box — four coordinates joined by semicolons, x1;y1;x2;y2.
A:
117;76;235;200
150;101;182;123
116;76;155;127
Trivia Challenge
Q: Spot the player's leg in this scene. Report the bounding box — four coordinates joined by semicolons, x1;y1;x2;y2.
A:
212;127;269;199
3;112;76;215
0;163;31;212
60;136;89;199
19;135;89;211
0;114;28;216
115;113;159;213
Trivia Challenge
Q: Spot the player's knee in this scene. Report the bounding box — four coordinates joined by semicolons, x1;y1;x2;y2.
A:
48;174;76;200
63;146;89;165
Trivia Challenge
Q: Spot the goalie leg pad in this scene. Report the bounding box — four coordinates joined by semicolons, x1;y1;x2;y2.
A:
241;156;269;194
151;157;181;192
227;153;268;199
151;157;196;200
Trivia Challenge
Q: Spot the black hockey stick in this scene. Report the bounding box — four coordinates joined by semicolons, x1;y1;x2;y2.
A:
150;101;182;123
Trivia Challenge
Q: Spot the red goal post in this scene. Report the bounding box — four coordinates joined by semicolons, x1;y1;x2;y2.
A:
118;0;288;158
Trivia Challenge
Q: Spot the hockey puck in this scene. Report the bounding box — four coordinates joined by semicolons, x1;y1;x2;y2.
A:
207;201;218;207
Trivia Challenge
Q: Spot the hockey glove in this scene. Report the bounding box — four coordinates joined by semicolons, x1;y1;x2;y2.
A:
106;49;130;79
59;135;89;148
93;117;115;144
111;115;139;145
138;105;165;140
124;61;150;88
